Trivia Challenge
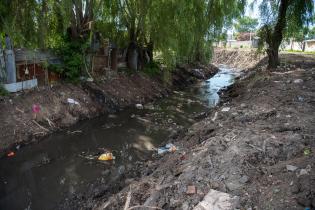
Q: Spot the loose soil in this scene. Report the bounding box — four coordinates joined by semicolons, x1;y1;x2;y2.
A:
66;52;315;210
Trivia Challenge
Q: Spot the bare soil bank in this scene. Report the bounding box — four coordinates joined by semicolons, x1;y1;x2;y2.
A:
74;53;315;210
0;64;217;157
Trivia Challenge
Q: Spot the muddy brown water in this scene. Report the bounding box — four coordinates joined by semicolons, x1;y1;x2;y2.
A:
0;66;238;210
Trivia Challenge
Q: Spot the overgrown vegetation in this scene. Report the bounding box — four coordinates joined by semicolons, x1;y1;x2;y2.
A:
143;61;161;77
51;36;89;82
1;0;313;74
0;0;245;72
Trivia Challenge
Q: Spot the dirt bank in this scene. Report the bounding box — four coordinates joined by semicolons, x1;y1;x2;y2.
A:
212;48;263;70
75;53;315;210
0;64;218;157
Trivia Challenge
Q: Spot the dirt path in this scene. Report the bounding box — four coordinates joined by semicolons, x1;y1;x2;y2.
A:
84;52;315;210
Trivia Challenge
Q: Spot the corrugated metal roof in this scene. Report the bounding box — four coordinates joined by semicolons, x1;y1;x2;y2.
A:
14;49;60;64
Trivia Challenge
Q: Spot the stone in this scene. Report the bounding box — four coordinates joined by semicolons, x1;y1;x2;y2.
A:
293;79;303;84
225;181;242;191
291;184;300;194
299;169;308;176
221;107;230;112
187;185;197;195
135;104;144;109
182;202;190;210
193;189;240;210
240;175;250;184
286;165;298;172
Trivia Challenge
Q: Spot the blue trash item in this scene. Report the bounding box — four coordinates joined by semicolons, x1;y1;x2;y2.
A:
157;143;177;155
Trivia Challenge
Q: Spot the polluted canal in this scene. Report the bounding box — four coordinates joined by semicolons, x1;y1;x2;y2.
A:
0;66;239;210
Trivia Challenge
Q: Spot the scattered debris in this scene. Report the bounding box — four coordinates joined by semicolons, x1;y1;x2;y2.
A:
135;104;143;109
293;79;303;84
157;143;177;155
32;120;49;132
67;98;80;105
7;151;15;157
299;169;308;176
211;111;218;122
239;175;250;184
221;107;230;112
193;189;240;210
98;152;115;161
67;130;82;135
186;185;197;195
304;148;311;156
286;165;298;172
32;104;41;113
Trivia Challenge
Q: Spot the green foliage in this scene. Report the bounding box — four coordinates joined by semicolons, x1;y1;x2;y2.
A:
52;36;88;82
143;61;161;77
1;0;246;70
0;84;8;96
307;27;315;39
234;16;259;33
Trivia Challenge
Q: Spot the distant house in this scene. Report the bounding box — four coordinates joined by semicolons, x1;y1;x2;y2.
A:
305;39;315;51
225;32;259;49
283;39;315;52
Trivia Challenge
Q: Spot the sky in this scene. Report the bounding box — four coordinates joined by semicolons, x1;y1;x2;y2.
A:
227;0;262;34
245;0;262;19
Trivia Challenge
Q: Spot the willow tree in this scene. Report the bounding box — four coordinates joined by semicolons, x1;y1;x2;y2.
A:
104;0;245;69
257;0;314;68
1;0;246;70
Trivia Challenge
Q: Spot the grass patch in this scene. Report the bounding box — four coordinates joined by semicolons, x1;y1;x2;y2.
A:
284;50;315;55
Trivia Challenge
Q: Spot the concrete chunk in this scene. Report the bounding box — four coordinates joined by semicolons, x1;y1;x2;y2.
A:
193;189;239;210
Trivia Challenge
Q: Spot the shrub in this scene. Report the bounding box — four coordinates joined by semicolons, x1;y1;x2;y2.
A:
143;61;161;77
0;84;8;96
52;36;89;83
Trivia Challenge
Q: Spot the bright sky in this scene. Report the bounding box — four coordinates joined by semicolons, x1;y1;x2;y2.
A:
245;0;262;19
227;0;262;34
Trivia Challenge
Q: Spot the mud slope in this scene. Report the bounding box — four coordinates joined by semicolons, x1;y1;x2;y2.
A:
0;64;218;157
89;53;315;210
212;48;263;70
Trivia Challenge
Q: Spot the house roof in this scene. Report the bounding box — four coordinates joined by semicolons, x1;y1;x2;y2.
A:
14;48;60;65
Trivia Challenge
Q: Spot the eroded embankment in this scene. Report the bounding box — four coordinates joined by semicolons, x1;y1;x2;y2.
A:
0;64;218;157
82;53;315;210
212;48;263;70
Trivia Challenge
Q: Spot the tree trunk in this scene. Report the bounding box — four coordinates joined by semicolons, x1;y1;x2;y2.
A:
267;0;289;69
302;42;306;52
267;47;279;69
127;41;138;70
147;41;154;62
39;0;47;49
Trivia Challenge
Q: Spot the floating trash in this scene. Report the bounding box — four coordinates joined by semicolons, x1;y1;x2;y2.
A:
98;152;115;161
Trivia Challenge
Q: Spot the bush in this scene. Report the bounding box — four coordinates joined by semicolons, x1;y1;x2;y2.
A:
0;84;8;96
143;61;161;77
52;36;89;83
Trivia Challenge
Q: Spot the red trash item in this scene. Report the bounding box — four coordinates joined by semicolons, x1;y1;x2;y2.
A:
7;151;15;157
32;104;41;113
